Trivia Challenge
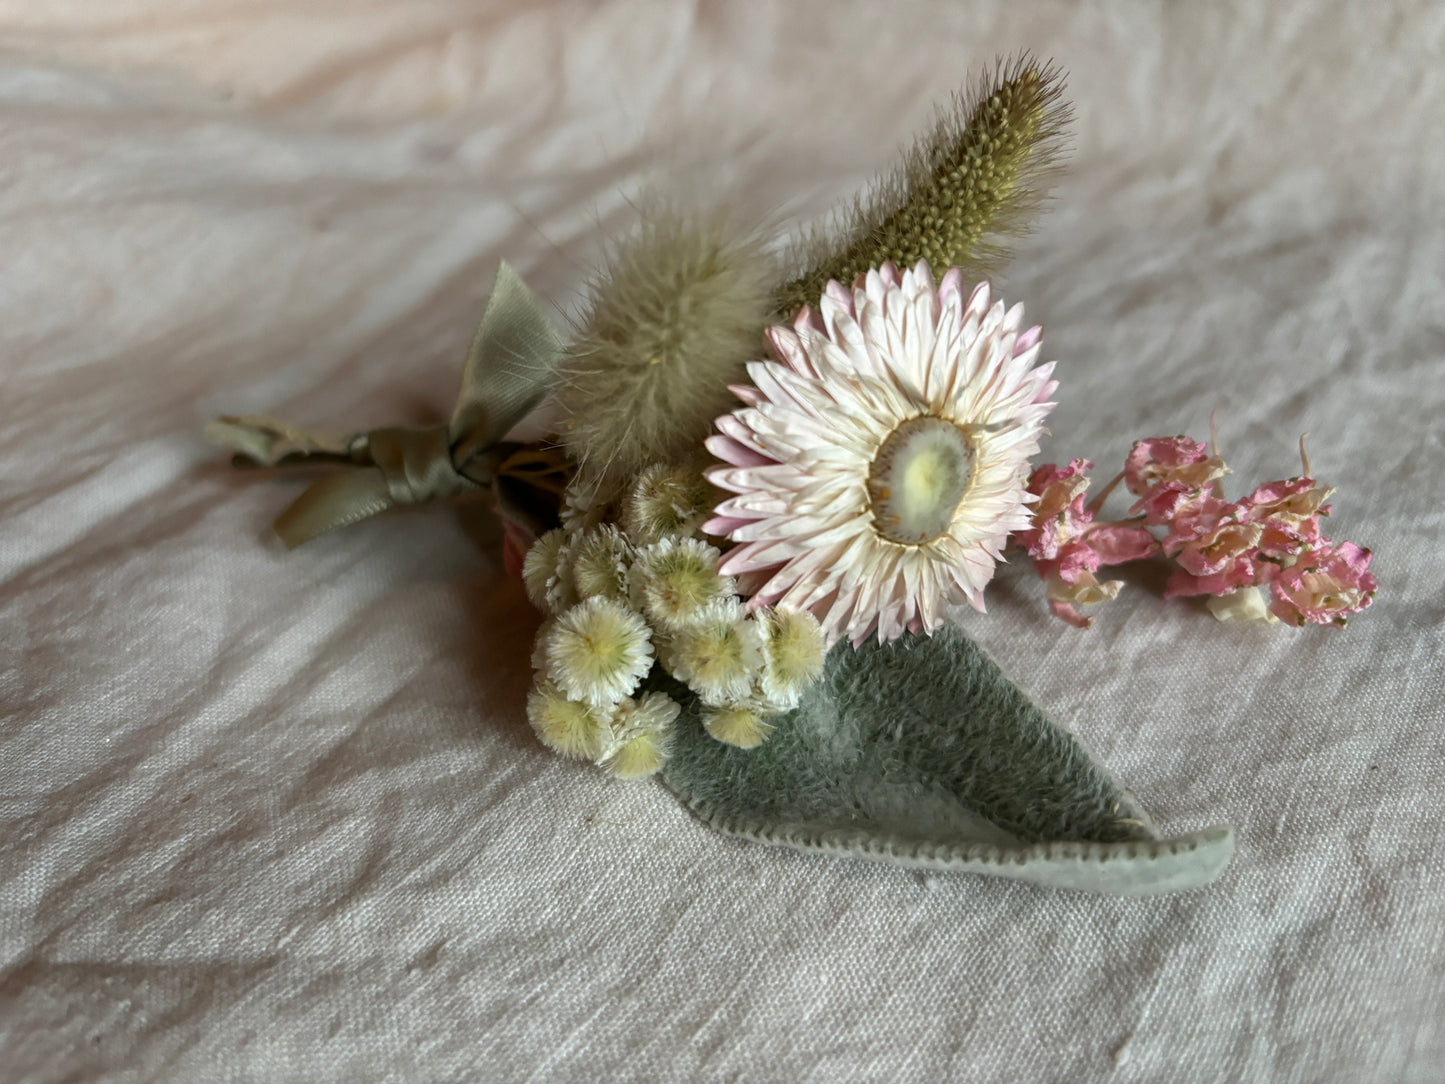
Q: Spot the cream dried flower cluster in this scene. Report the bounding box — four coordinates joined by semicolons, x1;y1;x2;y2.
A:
522;462;827;778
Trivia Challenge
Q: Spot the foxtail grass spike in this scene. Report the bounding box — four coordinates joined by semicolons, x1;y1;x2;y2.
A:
777;56;1070;316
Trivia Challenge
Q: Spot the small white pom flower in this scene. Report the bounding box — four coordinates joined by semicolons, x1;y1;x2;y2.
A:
622;461;717;545
560;469;619;534
570;524;634;602
702;703;773;749
628;536;736;631
667;599;765;704
598;690;681;779
757;607;828;710
522;529;578;616
544;597;654;709
526;680;609;759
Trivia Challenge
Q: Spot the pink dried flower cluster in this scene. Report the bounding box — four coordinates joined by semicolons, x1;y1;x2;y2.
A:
1017;436;1376;628
1014;459;1156;628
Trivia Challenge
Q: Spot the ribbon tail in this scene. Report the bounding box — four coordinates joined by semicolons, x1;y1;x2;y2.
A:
209;262;567;549
450;261;563;470
273;470;396;549
206;414;354;467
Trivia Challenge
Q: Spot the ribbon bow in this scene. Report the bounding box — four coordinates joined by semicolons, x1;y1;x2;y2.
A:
207;262;564;549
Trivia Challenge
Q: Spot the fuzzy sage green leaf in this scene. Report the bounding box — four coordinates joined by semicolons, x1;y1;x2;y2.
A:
662;626;1233;896
777;57;1070;316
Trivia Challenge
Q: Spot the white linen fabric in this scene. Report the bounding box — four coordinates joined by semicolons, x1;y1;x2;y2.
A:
2;2;1442;1080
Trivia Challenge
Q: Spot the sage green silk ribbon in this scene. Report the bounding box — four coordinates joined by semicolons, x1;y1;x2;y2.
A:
206;262;561;549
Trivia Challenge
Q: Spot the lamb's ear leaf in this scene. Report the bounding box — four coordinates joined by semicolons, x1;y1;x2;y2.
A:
661;626;1233;897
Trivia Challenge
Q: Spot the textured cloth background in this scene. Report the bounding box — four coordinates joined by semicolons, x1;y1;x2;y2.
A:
2;2;1442;1080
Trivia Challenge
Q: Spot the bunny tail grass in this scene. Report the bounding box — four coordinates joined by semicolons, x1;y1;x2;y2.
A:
557;207;775;493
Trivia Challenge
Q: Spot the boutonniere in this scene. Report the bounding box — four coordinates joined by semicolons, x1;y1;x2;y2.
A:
211;57;1373;896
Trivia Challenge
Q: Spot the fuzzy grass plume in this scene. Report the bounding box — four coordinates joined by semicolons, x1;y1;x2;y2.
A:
777;56;1069;316
557;208;774;493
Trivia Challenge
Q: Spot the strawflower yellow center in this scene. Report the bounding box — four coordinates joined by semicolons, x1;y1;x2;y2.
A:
867;416;976;545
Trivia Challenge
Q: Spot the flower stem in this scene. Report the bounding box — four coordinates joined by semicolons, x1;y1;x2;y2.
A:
1086;470;1126;516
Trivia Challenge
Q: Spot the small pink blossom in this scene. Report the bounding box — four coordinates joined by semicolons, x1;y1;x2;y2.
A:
1017;431;1374;632
1268;541;1377;627
1158;491;1236;553
1242;476;1333;519
1044;563;1123;630
1173;520;1264;578
1164;561;1267;600
1130;481;1199;527
1017;459;1092;561
1125;435;1230;528
1052;537;1101;586
1084;524;1158;565
1240;476;1335;558
1018;460;1156;627
1256;513;1326;560
1124;436;1228;496
1145;488;1264;596
1029;459;1093;513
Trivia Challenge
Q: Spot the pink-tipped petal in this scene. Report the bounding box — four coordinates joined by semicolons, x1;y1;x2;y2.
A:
706;434;775;469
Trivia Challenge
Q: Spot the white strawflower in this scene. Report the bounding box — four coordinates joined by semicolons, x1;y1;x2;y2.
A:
544;597;654;709
705;261;1057;645
598;690;681;779
627;536;735;631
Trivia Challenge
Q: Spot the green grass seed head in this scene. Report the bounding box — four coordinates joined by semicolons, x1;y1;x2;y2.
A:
777;56;1070;315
